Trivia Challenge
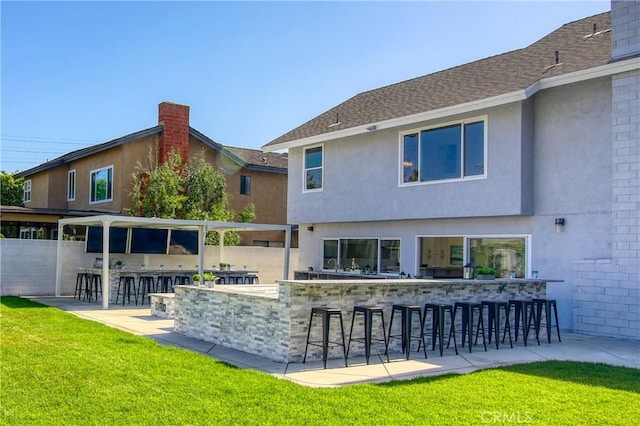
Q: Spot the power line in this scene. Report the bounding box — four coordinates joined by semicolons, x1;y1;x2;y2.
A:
0;137;96;146
1;134;102;143
0;149;65;154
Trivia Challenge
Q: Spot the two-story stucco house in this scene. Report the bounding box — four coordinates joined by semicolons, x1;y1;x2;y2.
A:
264;2;639;340
13;102;289;246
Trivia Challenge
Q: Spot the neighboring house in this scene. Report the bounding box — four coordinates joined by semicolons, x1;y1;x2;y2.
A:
13;102;290;246
263;2;639;340
0;206;104;239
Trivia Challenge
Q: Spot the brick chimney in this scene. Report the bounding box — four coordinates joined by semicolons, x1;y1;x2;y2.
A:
158;102;190;164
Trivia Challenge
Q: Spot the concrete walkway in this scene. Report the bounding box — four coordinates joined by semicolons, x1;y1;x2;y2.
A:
29;297;640;388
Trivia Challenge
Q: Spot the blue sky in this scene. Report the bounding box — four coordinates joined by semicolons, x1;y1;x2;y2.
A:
1;1;609;173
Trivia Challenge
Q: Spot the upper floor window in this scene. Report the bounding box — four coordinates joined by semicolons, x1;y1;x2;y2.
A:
23;180;31;203
401;118;486;184
304;145;323;191
240;175;251;195
67;170;76;201
90;165;113;204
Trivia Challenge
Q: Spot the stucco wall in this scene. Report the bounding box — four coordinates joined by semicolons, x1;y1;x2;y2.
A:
288;103;532;224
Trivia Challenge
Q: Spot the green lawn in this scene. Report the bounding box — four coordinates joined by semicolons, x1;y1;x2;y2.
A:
1;296;639;425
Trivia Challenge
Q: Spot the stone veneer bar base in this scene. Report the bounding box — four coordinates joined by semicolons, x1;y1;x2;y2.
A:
174;279;548;363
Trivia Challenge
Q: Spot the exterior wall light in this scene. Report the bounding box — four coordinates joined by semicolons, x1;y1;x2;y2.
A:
307;226;314;232
555;218;565;233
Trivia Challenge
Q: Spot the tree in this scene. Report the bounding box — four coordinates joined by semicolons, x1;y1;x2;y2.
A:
1;171;24;206
130;151;188;219
130;150;254;245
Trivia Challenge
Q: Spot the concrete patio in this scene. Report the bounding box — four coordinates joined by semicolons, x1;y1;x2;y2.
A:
28;296;640;388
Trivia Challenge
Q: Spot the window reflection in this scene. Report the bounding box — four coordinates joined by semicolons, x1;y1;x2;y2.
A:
470;238;526;278
323;238;400;274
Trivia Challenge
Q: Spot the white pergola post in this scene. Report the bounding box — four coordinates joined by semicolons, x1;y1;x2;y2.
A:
198;225;206;280
55;221;64;296
218;230;226;268
101;218;112;309
283;227;291;280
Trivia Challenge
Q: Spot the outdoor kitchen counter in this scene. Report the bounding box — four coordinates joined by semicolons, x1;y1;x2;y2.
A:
173;279;552;363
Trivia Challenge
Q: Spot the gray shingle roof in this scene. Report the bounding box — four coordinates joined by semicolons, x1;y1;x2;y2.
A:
263;11;611;149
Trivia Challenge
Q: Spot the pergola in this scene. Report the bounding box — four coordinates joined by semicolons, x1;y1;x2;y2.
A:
56;215;292;309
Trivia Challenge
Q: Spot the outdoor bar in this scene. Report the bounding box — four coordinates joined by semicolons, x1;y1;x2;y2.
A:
174;278;550;363
55;215;292;309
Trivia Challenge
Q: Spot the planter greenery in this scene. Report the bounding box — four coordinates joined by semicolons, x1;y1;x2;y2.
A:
476;267;496;280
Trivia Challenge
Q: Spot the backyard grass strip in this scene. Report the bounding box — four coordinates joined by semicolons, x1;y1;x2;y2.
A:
1;296;639;425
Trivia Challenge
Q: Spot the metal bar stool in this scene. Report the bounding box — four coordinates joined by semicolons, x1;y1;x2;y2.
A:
137;275;155;305
449;302;486;353
507;299;539;346
420;303;458;356
481;300;513;349
386;304;427;360
74;272;88;300
347;305;389;364
87;274;102;302
174;275;191;287
156;275;173;293
303;307;348;369
243;274;259;284
533;298;561;343
116;275;138;306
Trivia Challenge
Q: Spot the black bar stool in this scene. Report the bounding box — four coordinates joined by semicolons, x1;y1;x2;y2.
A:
481;300;513;349
87;274;102;302
74;272;88;300
303;307;348;369
386;304;427;360
116;275;137;306
449;302;486;353
174;275;191;287
347;306;389;364
156;275;173;293
243;274;259;284
137;275;155;305
508;299;539;346
420;303;458;356
533;298;561;343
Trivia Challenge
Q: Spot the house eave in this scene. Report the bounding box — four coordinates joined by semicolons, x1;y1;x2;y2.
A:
262;57;640;152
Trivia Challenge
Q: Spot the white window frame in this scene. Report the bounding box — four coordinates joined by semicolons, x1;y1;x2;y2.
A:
399;115;488;187
414;233;532;277
303;144;323;193
322;237;402;275
67;169;76;201
89;165;114;204
23;180;31;203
